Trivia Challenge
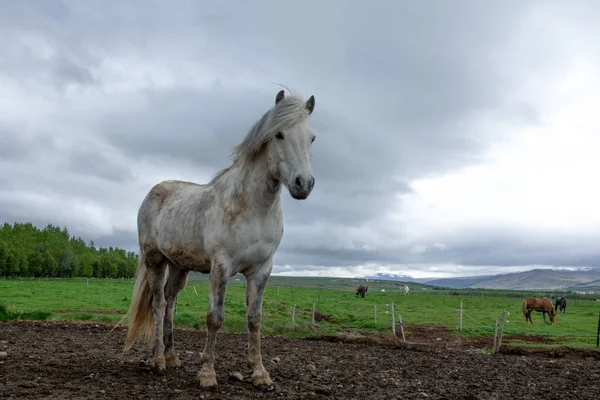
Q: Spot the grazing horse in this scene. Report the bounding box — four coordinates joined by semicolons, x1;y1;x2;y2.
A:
122;89;317;388
356;285;368;298
522;297;556;325
401;285;409;296
555;296;567;313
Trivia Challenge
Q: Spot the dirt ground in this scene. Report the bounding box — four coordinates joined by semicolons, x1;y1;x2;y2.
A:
1;321;599;400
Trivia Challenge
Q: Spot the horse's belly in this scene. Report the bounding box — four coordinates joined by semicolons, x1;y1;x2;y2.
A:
161;244;210;272
234;241;278;267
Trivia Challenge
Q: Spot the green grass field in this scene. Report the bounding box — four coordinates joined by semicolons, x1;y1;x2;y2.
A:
1;275;599;349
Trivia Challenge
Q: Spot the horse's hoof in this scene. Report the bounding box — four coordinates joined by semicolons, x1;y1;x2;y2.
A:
252;370;273;388
165;356;182;368
151;356;166;370
197;368;217;388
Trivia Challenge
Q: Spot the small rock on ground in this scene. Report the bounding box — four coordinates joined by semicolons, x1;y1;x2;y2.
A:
229;372;244;381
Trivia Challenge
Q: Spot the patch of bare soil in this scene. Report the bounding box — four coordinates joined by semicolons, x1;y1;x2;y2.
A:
52;309;125;315
498;345;600;360
1;320;599;399
399;324;567;355
313;311;336;324
502;333;557;344
399;324;492;353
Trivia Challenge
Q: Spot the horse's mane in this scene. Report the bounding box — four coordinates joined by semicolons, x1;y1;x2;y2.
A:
208;91;310;186
231;92;311;163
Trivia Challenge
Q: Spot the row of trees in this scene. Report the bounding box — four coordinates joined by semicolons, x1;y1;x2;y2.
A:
0;222;139;278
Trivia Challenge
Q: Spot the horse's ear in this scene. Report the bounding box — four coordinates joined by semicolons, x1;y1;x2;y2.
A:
306;95;315;114
275;90;285;104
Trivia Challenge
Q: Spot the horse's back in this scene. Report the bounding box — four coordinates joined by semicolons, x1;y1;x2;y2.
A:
524;297;553;310
140;179;200;216
138;180;209;240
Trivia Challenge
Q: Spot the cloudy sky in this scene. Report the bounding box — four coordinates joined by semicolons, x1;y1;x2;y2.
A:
1;1;598;279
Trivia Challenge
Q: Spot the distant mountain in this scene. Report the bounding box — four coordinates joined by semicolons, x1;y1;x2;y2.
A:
420;275;496;288
421;268;600;290
359;273;415;282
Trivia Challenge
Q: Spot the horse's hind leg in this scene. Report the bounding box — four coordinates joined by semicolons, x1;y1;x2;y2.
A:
146;260;169;369
163;264;189;367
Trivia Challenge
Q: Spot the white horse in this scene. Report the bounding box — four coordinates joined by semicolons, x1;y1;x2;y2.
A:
122;89;317;388
401;285;409;296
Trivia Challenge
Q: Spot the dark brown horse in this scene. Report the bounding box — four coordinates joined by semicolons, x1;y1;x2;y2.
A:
355;285;368;298
522;297;556;325
555;296;567;313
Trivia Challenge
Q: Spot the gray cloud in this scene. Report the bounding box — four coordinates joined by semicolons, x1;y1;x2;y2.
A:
0;0;598;277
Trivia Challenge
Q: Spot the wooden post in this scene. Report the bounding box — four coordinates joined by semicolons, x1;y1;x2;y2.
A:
497;309;507;352
459;301;463;331
174;295;178;315
312;301;316;325
492;319;499;353
391;303;396;336
292;304;296;324
596;311;600;348
374;304;377;325
398;314;406;342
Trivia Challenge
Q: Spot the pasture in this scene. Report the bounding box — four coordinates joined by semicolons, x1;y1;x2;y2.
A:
1;275;600;349
2;276;600;399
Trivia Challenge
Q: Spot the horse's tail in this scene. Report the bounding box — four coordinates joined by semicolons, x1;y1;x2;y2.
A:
123;259;155;352
522;299;528;316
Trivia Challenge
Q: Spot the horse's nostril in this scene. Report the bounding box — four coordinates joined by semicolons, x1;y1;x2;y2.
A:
295;176;302;187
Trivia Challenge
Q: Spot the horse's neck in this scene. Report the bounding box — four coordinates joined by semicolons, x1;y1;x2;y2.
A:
219;158;281;212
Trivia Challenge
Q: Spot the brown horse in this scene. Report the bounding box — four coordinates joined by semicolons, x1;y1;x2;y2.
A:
522;297;556;325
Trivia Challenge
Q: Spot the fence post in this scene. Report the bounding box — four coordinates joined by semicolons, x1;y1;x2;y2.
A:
398;314;406;342
391;303;396;336
312;301;316;325
193;286;198;296
292;304;296;324
497;309;507;352
596;311;600;348
456;301;463;331
374;304;377;325
492;319;499;353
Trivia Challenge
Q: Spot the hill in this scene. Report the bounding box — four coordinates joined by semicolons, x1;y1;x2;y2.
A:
422;268;600;290
359;273;415;282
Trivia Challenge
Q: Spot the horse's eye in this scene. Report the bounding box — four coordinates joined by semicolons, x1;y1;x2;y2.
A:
276;132;284;139
311;136;316;143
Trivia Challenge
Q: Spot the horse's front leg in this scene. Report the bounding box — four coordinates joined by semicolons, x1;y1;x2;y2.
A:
244;261;273;388
197;259;229;388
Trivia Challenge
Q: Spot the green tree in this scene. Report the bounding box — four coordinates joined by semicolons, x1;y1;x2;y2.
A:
42;252;58;277
0;242;7;276
0;222;138;278
18;253;30;277
28;251;44;277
